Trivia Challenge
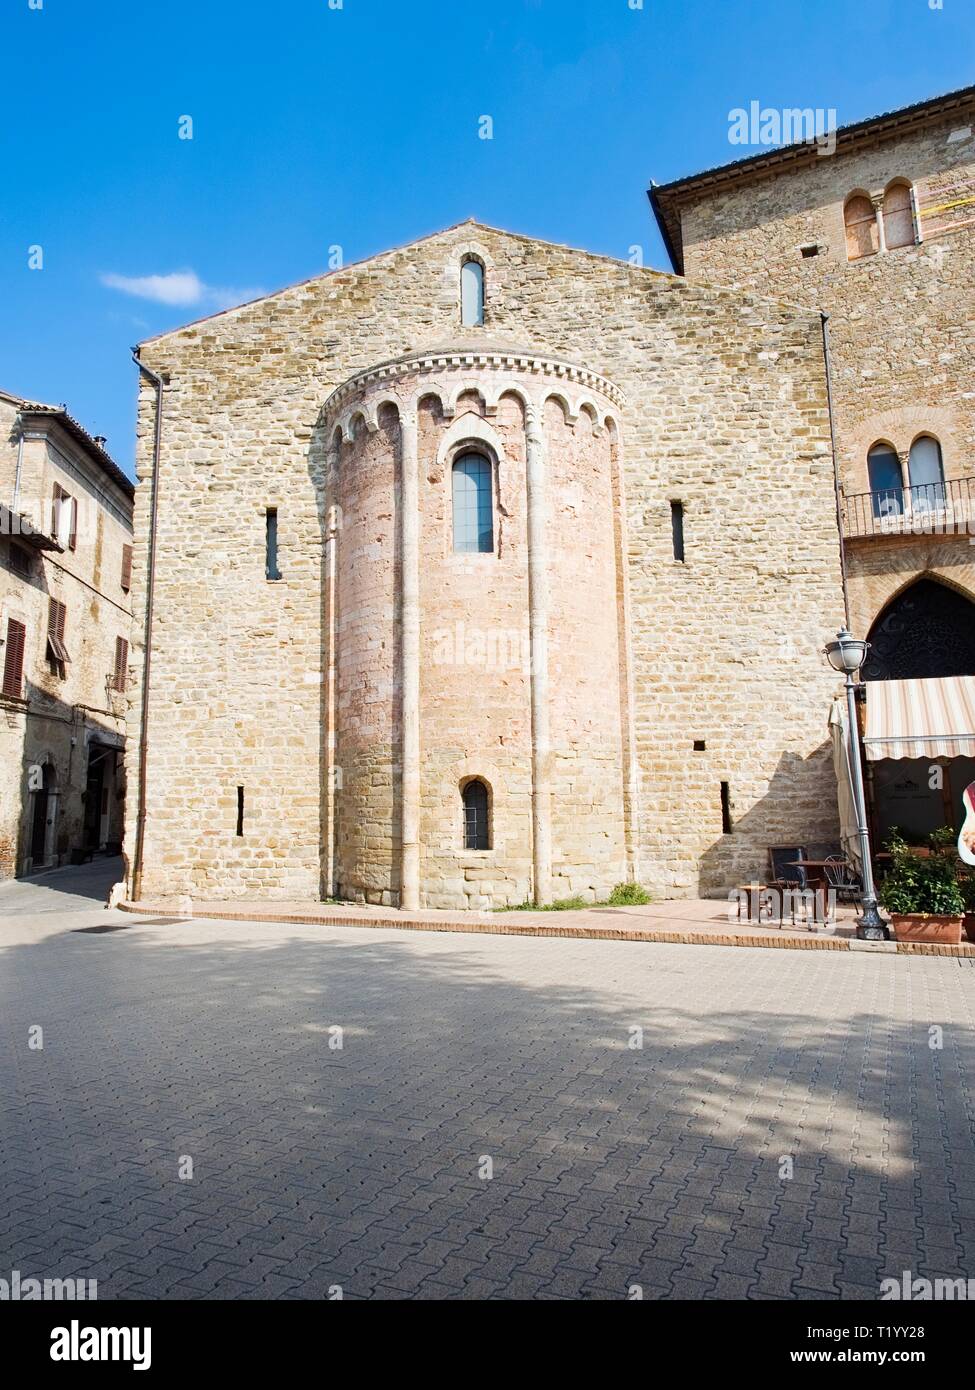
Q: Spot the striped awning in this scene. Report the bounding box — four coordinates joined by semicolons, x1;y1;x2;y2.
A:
863;676;975;761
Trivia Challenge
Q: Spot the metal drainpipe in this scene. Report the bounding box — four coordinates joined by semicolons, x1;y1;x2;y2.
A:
820;312;851;628
12;418;25;513
129;349;165;900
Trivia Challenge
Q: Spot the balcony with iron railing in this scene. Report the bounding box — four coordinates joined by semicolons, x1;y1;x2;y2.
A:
841;476;975;540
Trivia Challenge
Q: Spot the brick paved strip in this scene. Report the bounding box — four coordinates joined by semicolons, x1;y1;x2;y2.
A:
119;899;975;958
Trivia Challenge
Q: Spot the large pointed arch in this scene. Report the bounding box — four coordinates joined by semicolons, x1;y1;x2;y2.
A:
863;576;975;681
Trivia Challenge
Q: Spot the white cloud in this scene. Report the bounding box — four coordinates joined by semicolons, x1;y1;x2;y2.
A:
100;269;265;312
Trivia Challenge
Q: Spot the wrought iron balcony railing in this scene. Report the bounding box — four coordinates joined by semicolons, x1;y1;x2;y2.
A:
841;476;975;539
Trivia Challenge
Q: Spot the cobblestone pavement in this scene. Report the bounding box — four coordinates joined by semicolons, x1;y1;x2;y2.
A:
2;862;974;1300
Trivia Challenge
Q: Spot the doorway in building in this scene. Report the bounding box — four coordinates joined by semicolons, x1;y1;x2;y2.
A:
863;577;975;681
30;764;57;866
84;748;107;850
863;578;975;845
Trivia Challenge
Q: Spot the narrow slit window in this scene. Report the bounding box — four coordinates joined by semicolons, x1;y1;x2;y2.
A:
461;258;484;327
265;508;281;580
720;782;732;835
463;780;490;851
670;500;685;562
236;786;245;837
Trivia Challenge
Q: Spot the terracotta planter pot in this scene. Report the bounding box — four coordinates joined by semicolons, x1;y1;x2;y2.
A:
963;912;975;945
890;913;964;945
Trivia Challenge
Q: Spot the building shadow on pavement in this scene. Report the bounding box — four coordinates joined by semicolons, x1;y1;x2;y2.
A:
1;921;971;1300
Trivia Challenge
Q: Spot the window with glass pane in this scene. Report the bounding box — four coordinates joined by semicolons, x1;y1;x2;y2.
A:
463;780;490;850
452;454;493;553
867;444;903;519
461;258;484;326
908;435;946;513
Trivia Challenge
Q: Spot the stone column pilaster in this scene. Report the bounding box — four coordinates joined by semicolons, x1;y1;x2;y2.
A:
324;443;341;898
526;403;553;905
400;407;421;911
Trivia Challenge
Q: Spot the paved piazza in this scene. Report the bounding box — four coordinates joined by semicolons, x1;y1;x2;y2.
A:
1;862;974;1300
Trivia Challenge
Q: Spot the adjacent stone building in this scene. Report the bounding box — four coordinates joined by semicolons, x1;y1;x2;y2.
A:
126;215;848;907
0;390;133;878
652;83;975;846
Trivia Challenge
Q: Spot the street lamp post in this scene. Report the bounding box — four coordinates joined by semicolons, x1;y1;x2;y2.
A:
824;629;890;941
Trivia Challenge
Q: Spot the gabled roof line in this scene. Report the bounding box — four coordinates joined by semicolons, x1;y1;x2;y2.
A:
136;219;675;348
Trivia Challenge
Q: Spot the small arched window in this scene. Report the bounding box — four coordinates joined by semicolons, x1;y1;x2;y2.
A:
462;780;490;850
908;435;946;513
844;194;879;261
461;258;484;327
883;181;916;250
867;442;903;519
452;453;493;553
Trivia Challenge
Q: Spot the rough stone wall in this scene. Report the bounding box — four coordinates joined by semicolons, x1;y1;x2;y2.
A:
0;418;131;878
677;109;975;633
543;399;628;899
334;410;400;904
130;221;845;902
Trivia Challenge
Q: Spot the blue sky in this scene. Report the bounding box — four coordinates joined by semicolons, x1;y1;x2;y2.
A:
1;0;972;476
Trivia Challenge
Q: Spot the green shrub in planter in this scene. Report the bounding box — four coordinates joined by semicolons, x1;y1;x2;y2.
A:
878;827;965;917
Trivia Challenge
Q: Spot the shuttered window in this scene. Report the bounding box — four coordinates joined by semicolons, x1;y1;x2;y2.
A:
844;194;879;261
47;598;68;676
112;636;129;692
121;544;133;592
883;181;916;250
2;619;26;698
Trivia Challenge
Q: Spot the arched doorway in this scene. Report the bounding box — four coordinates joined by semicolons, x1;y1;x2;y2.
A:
862;578;975;681
863;579;975;845
30;763;58;867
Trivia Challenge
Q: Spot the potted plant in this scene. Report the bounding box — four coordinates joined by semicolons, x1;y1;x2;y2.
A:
960;876;975;945
878;827;965;945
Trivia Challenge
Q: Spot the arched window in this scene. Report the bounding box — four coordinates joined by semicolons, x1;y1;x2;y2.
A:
460;258;484;327
883;181;916;250
863;578;975;681
844;194;879;261
867;442;904;518
452;453;493;553
908;435;945;513
462;779;490;850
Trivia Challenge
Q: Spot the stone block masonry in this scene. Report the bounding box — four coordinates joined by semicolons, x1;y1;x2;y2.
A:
127;220;845;905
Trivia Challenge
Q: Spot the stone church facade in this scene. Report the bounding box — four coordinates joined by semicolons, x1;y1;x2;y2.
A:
127;221;848;907
128;84;975;909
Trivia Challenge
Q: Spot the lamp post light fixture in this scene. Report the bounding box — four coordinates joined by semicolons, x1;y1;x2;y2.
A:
824;628;890;940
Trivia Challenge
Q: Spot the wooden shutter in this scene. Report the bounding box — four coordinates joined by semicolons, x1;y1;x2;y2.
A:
48;597;66;641
883;183;915;250
113;636;128;692
121;544;133;592
47;598;69;669
68;496;78;551
3;619;26;698
844;195;879;261
51;484;63;540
